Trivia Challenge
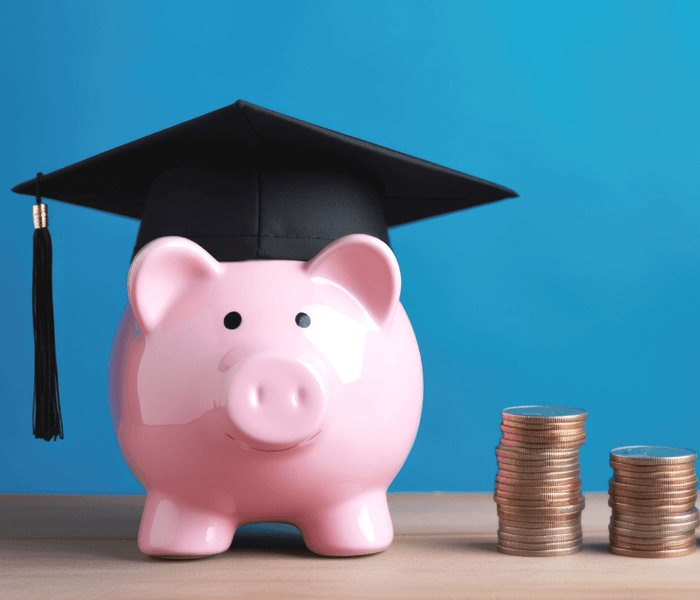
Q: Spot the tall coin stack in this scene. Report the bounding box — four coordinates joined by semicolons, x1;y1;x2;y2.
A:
495;405;587;556
609;445;699;558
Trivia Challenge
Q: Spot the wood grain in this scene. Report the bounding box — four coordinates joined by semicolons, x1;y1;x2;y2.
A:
1;493;698;599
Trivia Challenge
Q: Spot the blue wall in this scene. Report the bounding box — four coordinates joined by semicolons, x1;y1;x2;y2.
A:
2;0;699;493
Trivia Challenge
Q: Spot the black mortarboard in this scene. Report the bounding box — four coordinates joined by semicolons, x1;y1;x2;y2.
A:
12;100;516;440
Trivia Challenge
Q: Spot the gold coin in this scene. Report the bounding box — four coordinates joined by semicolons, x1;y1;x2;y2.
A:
610;462;696;474
499;457;582;467
497;453;580;464
497;476;581;487
613;473;698;486
498;445;580;459
496;481;580;494
498;458;581;471
495;490;582;503
497;458;580;472
611;507;699;526
497;466;581;478
609;486;699;500
494;477;581;496
609;493;697;507
613;474;698;487
609;535;695;550
609;545;696;558
501;425;586;436
498;512;582;524
501;431;586;445
497;480;581;492
608;524;695;543
497;536;583;550
500;436;587;449
498;455;581;468
498;523;582;536
610;446;696;466
498;518;582;527
609;527;696;542
498;465;581;479
612;471;697;484
609;499;698;513
500;437;585;450
501;405;587;423
498;530;582;543
500;421;586;432
498;544;583;557
496;477;581;488
609;481;697;496
497;501;585;517
496;510;584;523
496;503;584;513
503;441;587;451
496;473;580;486
496;479;581;495
496;490;584;502
609;520;699;534
495;499;582;510
498;517;582;529
501;417;586;427
498;433;586;442
610;489;698;501
500;496;586;509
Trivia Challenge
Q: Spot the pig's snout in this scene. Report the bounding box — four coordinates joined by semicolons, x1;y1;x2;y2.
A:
226;355;327;451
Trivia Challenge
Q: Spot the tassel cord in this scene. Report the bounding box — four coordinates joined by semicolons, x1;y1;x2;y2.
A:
32;173;63;440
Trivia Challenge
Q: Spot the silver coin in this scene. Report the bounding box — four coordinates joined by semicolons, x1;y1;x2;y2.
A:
610;446;697;465
502;405;587;421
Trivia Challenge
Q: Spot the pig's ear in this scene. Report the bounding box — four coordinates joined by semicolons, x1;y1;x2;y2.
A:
306;234;401;327
128;236;221;333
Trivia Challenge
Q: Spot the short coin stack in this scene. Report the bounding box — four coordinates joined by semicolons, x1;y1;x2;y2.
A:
495;405;587;556
609;445;699;558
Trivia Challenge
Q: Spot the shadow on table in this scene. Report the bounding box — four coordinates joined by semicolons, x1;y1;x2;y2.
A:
229;522;311;557
585;541;610;554
23;522;313;563
409;535;500;554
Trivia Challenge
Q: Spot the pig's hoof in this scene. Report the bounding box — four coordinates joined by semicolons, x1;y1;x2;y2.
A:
139;532;234;559
300;494;394;557
146;553;211;560
138;493;236;558
139;527;235;559
306;537;393;557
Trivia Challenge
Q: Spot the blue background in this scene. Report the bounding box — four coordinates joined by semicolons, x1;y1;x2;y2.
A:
2;0;699;494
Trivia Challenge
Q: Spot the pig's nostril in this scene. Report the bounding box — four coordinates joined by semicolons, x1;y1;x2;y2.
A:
248;386;264;408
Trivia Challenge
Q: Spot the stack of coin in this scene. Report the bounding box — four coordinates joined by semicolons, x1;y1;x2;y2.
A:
494;405;587;556
609;445;699;558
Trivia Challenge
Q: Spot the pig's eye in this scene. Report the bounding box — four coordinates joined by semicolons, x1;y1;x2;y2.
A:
295;312;311;328
224;311;242;330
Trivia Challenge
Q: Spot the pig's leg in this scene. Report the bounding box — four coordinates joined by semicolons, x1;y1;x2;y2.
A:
138;491;237;558
298;490;393;556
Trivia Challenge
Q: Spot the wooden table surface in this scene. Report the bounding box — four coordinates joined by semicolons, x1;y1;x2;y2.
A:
2;493;699;599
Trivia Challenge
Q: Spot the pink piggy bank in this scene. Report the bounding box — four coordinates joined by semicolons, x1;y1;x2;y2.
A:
109;233;423;558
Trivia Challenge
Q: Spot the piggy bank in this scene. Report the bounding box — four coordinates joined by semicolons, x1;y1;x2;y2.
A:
109;233;423;558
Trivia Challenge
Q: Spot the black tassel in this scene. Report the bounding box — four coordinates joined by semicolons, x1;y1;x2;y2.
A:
32;173;63;441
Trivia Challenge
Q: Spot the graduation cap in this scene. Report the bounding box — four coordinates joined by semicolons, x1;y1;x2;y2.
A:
12;100;517;441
